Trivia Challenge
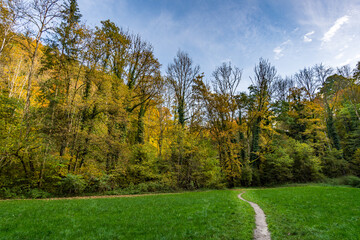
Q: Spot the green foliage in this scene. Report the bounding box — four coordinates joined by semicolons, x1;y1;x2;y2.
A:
322;175;360;188
262;144;293;185
287;139;322;182
108;181;176;195
167;129;222;189
342;175;360;188
351;148;360;176
0;187;52;199
127;143;160;184
58;174;86;195
240;162;253;187
321;149;349;178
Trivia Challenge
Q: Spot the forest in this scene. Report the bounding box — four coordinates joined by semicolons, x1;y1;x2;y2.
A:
0;0;359;198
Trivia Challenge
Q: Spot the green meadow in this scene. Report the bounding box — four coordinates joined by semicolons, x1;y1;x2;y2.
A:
0;186;359;240
244;186;360;240
0;190;254;240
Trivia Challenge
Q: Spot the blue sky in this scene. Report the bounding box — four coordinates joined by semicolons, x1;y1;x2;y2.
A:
78;0;360;91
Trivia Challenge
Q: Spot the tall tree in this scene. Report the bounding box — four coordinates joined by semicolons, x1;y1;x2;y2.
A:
0;0;21;57
295;67;318;101
126;35;162;144
166;50;200;126
249;58;276;165
21;0;60;123
314;63;341;150
40;0;83;156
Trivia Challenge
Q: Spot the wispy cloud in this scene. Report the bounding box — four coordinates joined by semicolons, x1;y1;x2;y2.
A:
322;15;349;43
303;31;314;42
340;53;360;66
274;40;291;60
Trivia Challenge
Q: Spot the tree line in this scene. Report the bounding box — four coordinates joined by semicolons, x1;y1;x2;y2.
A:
0;0;359;197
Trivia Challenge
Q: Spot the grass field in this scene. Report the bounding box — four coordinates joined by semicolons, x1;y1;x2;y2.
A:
1;186;359;240
243;186;360;240
0;190;254;240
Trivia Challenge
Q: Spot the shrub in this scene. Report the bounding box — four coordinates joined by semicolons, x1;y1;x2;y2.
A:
286;139;322;182
0;187;19;199
127;143;160;184
322;175;360;188
240;162;253;187
58;174;86;195
321;149;349;178
108;181;177;195
26;188;52;199
0;187;52;199
350;148;360;176
342;175;360;188
262;146;293;185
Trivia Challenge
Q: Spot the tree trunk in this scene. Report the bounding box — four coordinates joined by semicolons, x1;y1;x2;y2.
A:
135;104;146;144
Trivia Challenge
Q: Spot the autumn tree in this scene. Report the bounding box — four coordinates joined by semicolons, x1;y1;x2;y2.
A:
166;50;200;127
193;62;243;186
249;58;276;166
20;0;60;121
125;34;163;144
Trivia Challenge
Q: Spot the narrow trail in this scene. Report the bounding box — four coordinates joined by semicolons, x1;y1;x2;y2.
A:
0;192;182;201
238;193;271;240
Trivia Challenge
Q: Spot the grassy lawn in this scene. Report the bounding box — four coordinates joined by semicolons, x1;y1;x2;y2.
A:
0;190;254;240
243;186;360;240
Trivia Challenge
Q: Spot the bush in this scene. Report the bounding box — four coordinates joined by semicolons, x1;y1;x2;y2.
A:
58;174;86;195
350;148;360;176
85;174;114;193
127;143;160;184
321;149;349;178
287;139;322;182
240;162;253;187
262;146;293;185
26;188;52;199
167;131;222;189
342;175;360;188
0;187;19;199
0;187;52;199
322;175;360;188
107;181;177;195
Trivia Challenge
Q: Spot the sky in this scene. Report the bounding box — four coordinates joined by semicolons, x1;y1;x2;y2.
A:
78;0;360;91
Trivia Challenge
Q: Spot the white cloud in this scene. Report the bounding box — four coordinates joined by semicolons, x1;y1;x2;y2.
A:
322;15;349;43
335;52;344;59
303;31;314;42
339;54;360;66
274;40;291;60
273;47;283;59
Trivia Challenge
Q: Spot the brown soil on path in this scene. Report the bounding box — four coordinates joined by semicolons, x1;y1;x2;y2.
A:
238;192;271;240
0;192;182;201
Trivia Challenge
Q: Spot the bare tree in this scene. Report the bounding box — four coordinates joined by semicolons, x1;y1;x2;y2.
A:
212;62;242;96
21;0;60;120
272;76;294;102
314;63;333;86
211;62;242;120
294;67;318;101
166;50;200;126
252;58;277;110
0;0;22;57
337;65;352;78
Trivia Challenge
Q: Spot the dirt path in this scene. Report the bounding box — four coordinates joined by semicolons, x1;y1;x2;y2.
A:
238;193;271;240
0;192;182;201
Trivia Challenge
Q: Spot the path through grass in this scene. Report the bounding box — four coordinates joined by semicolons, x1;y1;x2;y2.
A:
243;186;360;240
